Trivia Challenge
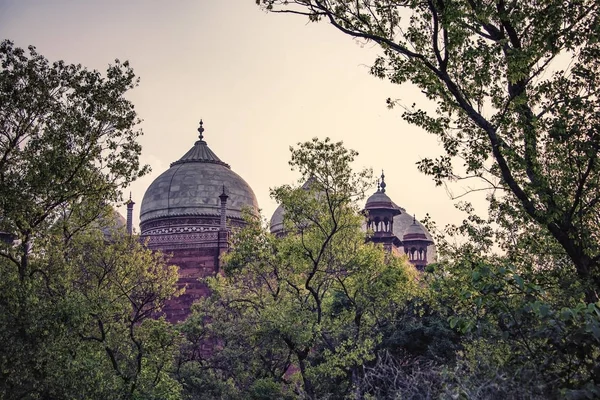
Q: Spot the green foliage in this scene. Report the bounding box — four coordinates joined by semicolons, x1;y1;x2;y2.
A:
255;3;600;393
0;40;148;241
179;138;419;399
378;301;460;363
0;41;181;399
0;218;182;399
422;213;600;395
256;0;600;303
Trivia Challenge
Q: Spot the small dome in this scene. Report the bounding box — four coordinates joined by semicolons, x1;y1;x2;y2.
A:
390;207;436;261
112;209;127;228
403;217;433;242
99;208;126;238
365;190;394;209
270;178;315;234
270;204;285;233
140;122;258;225
364;171;399;214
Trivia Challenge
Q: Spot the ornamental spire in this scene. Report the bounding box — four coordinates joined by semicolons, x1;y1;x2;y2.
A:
219;185;228;201
198;119;205;141
380;170;387;193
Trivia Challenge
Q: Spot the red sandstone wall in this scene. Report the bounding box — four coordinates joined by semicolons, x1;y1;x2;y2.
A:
162;247;220;323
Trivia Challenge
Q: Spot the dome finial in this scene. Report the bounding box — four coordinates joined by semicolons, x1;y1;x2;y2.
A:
380;170;386;193
198;119;205;141
413;214;416;224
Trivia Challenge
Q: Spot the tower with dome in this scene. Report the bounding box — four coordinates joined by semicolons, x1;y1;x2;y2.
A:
137;121;435;322
139;121;258;322
362;172;435;269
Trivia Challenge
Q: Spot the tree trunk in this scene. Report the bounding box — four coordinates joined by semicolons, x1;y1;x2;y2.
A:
296;352;315;399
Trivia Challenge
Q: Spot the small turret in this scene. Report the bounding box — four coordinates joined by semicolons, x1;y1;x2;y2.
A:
219;185;228;231
402;215;434;270
363;171;402;253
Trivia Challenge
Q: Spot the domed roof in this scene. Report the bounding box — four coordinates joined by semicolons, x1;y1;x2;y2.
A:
100;208;126;236
403;216;432;242
392;211;436;261
365;190;394;209
140;121;258;224
270;204;285;233
364;171;399;212
269;178;315;234
268;172;436;262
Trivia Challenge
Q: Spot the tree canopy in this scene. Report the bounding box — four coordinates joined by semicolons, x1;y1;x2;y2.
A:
256;0;600;302
253;2;600;396
0;40;180;399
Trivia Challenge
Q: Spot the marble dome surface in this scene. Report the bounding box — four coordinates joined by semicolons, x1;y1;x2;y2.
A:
269;178;315;233
140;124;258;223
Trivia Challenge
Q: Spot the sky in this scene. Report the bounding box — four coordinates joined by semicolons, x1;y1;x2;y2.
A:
0;0;486;232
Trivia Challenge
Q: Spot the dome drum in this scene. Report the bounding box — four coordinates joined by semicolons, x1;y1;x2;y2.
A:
140;215;247;251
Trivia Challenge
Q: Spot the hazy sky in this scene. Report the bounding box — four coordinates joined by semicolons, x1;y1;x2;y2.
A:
0;0;486;231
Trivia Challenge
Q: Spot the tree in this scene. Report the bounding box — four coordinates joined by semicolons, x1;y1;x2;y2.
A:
0;39;147;253
417;204;600;396
0;41;180;399
0;217;182;399
256;0;600;301
178;138;419;399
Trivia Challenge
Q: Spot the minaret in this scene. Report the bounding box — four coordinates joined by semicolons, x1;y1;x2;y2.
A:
217;185;229;271
126;192;135;235
219;185;228;231
363;171;401;253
